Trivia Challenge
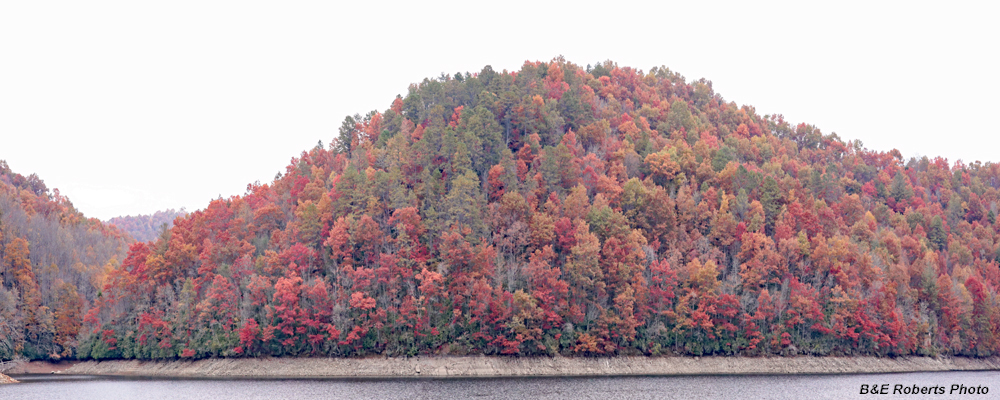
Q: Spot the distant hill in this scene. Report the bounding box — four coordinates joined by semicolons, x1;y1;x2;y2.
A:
107;209;188;243
16;58;1000;362
0;161;130;360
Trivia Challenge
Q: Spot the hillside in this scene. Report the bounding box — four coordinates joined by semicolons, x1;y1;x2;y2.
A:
107;209;188;243
0;161;130;360
67;59;1000;360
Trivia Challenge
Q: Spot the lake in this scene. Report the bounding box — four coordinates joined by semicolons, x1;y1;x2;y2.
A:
3;371;998;399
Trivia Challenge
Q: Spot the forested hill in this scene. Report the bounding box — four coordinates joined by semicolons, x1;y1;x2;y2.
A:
75;59;1000;361
107;209;188;243
0;161;130;360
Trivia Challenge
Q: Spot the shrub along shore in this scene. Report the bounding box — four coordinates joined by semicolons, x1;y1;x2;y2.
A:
54;356;1000;379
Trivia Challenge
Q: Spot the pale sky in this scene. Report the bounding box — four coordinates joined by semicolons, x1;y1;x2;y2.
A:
2;1;998;221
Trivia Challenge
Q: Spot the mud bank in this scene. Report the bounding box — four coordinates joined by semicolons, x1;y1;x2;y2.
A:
61;356;1000;379
1;360;79;375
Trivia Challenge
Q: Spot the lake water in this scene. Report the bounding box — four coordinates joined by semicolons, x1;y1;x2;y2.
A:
3;371;998;399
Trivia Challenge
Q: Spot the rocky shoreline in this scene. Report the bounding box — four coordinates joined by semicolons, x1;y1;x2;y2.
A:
32;356;1000;379
0;372;18;384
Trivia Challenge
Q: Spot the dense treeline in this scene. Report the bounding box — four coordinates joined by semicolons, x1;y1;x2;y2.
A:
108;209;187;243
0;161;130;360
72;59;1000;359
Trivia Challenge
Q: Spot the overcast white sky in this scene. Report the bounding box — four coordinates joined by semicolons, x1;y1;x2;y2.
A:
2;1;998;220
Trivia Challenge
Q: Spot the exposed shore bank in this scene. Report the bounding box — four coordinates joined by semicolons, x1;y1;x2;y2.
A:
42;356;1000;379
1;360;79;375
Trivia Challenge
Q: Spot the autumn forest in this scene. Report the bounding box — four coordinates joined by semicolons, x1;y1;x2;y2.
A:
2;59;999;362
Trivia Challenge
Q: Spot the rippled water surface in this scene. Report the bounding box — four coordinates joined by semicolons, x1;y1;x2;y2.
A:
3;371;999;399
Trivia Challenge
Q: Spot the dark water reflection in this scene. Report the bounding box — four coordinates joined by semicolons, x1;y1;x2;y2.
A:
3;371;998;399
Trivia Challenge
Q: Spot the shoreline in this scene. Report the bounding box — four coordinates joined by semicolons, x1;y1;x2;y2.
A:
0;372;17;384
3;356;994;379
